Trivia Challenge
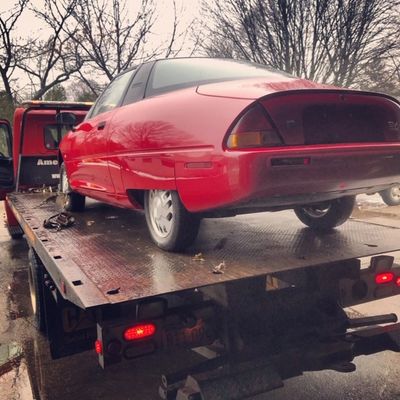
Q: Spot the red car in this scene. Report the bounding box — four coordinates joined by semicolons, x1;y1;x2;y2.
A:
59;58;400;251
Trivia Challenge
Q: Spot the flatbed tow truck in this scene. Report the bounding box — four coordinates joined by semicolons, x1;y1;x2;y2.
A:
1;103;400;399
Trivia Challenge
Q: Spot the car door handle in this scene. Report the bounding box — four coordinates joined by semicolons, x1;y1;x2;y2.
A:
97;121;106;130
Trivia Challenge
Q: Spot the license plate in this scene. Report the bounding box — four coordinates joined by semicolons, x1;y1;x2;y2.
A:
162;320;215;349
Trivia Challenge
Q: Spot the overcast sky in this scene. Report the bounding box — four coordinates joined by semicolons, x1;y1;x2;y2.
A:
0;0;201;37
0;0;203;98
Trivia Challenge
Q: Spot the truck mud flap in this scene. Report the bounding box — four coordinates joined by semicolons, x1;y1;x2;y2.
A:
46;297;97;359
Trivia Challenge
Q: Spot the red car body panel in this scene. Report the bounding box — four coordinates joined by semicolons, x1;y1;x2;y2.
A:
63;88;252;209
60;68;400;214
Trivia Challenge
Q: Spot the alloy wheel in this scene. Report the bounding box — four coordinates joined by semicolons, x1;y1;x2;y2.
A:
148;190;174;238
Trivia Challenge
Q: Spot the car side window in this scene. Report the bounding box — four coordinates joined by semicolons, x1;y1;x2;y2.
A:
0;123;11;158
122;62;154;105
89;69;135;118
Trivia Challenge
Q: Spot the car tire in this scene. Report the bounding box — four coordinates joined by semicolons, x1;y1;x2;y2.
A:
28;248;47;333
59;163;85;212
294;196;355;230
144;190;201;252
379;186;400;206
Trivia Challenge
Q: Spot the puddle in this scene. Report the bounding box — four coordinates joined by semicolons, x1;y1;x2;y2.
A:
7;269;32;321
0;342;23;374
0;342;33;400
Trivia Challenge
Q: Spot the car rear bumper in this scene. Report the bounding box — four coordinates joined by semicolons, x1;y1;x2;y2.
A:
176;144;400;212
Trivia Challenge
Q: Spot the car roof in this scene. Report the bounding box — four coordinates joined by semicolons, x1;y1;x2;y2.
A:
113;57;242;80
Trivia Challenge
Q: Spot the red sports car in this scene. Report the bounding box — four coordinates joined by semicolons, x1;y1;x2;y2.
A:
59;58;400;251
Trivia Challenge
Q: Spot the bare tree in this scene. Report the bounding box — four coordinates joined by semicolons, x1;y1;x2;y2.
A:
322;0;399;87
201;0;400;88
0;0;29;106
69;0;156;81
70;0;193;82
67;78;103;102
17;0;84;99
358;48;400;97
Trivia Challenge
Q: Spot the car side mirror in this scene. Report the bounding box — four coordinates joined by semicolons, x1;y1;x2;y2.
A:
77;122;93;132
56;112;77;126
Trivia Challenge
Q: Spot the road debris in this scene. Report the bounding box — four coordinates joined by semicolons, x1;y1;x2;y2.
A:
212;261;226;274
34;194;58;208
193;252;205;262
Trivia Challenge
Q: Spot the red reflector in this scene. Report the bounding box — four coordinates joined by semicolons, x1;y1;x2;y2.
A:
123;323;156;341
185;162;213;169
95;339;103;355
375;272;395;284
396;277;400;287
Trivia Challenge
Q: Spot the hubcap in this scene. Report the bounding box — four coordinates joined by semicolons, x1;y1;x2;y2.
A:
302;203;331;218
148;190;174;238
391;186;400;200
59;167;71;208
61;168;69;194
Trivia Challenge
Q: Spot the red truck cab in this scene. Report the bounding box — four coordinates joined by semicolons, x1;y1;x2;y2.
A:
0;101;92;237
0;118;13;200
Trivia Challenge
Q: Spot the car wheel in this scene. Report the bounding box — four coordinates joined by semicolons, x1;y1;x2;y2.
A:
59;163;85;212
144;190;200;252
294;196;355;230
379;186;400;206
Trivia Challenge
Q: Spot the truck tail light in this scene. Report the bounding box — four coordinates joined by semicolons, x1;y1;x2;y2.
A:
396;277;400;287
226;103;282;149
375;272;395;284
95;339;103;355
123;323;156;341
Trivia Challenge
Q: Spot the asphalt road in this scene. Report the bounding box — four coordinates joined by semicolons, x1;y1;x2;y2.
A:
0;195;400;400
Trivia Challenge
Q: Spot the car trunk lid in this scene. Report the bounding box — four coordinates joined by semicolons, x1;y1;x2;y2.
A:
196;77;332;100
259;90;400;145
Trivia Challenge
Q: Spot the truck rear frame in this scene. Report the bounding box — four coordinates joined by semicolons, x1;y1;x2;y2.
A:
6;192;400;399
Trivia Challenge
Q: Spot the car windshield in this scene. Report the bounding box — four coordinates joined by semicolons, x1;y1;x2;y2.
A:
147;58;292;96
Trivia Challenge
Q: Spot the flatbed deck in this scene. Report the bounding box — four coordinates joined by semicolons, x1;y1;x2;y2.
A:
8;192;400;309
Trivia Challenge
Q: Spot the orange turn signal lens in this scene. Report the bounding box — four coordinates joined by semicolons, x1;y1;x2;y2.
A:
227;104;282;149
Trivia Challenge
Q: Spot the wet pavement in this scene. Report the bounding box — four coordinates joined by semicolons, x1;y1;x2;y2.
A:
0;196;400;400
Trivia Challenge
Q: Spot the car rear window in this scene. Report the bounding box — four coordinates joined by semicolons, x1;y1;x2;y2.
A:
147;58;291;96
44;124;72;149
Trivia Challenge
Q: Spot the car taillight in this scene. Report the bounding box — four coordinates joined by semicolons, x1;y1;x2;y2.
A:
396;277;400;287
227;103;282;149
375;272;395;284
95;339;103;355
123;323;156;341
